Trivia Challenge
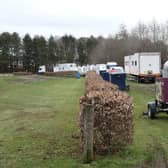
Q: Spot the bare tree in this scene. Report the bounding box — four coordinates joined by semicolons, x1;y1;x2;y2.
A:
149;19;160;43
132;21;149;40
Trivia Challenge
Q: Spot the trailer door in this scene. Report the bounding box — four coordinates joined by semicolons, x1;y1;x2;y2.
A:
140;55;160;75
124;56;130;74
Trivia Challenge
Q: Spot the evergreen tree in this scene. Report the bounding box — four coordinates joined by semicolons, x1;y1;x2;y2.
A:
86;36;98;63
32;35;47;72
77;38;87;65
32;36;40;72
38;36;48;65
0;32;11;72
23;34;33;72
57;42;65;63
48;36;58;64
11;32;21;71
61;35;76;62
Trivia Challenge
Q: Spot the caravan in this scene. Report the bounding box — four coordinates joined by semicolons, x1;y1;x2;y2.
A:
124;52;161;82
53;63;78;72
38;65;46;73
95;64;106;75
78;65;89;76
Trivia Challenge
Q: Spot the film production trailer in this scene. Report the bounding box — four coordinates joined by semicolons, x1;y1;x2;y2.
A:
78;65;89;76
38;65;46;73
124;52;161;82
53;63;78;72
95;64;106;75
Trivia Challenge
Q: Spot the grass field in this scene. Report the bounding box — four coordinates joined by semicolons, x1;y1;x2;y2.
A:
0;75;168;168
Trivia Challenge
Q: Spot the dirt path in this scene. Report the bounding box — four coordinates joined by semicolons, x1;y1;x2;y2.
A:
0;73;13;76
9;74;57;83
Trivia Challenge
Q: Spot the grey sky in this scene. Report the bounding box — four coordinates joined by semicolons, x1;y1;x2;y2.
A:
0;0;168;37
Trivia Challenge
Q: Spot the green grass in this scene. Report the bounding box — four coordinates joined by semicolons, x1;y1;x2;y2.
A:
0;76;168;167
0;76;84;168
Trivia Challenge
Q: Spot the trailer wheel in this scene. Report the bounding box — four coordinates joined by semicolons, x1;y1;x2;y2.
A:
152;78;156;83
148;102;156;119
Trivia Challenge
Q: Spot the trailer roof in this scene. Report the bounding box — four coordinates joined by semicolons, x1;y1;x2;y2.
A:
124;52;161;57
135;52;161;56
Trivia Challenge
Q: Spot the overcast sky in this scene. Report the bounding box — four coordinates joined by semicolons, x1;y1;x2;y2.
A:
0;0;168;38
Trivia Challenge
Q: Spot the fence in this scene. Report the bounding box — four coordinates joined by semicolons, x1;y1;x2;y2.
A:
44;71;78;77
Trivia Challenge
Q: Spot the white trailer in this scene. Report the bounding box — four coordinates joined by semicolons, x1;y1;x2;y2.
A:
38;65;46;73
89;64;96;71
53;63;78;72
124;52;161;82
95;64;106;75
78;65;89;76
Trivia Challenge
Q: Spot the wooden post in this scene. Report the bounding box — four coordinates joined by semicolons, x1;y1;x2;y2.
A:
83;103;94;163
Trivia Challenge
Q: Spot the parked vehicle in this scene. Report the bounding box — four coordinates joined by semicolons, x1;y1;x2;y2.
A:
53;63;78;72
53;66;59;72
143;60;168;119
78;65;89;76
124;52;161;82
89;64;96;71
38;65;46;73
39;63;78;73
95;64;106;75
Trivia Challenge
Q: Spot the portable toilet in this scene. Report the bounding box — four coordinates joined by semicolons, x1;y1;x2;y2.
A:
106;62;118;73
109;66;126;90
101;71;110;81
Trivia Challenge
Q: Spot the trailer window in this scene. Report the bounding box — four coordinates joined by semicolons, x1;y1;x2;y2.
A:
125;61;129;66
132;61;134;66
135;61;137;66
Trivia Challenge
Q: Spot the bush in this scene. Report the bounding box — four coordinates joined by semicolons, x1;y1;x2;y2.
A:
80;71;134;155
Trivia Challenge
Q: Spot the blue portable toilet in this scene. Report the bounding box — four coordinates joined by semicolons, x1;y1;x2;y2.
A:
75;72;81;79
109;73;126;90
100;71;109;82
100;65;127;90
99;70;106;76
108;66;127;90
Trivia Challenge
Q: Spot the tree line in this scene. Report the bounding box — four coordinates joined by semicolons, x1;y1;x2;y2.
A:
0;20;168;73
90;20;168;65
0;33;97;72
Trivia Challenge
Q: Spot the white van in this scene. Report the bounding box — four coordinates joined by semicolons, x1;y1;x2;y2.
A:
38;65;46;73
